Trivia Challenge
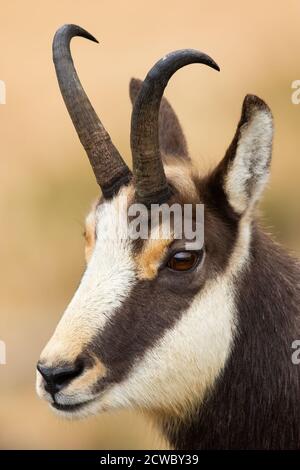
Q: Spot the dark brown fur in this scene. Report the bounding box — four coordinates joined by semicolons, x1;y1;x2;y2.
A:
164;228;300;449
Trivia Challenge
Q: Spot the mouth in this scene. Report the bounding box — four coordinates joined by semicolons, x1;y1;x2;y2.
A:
51;398;95;413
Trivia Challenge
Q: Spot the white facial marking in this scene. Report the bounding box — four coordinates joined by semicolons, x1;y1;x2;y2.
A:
97;217;251;416
37;187;136;399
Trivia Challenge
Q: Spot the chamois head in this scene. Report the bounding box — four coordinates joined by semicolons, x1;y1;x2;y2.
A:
37;24;273;419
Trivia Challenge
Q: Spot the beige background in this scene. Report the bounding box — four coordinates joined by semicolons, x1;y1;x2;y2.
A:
0;0;299;449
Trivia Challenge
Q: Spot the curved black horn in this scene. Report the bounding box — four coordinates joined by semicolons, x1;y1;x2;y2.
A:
53;24;131;198
130;49;220;205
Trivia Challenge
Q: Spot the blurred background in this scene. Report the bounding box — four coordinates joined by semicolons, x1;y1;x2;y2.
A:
0;0;299;449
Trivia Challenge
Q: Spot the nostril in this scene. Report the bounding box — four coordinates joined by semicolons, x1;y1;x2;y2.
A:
37;360;84;395
53;362;84;386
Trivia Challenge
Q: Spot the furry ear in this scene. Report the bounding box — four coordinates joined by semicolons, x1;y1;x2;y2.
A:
129;78;189;160
210;95;273;215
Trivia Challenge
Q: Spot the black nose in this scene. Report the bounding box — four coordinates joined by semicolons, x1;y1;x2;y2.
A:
37;361;84;395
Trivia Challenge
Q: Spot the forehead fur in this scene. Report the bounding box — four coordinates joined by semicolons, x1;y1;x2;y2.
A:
164;157;198;201
84;160;200;275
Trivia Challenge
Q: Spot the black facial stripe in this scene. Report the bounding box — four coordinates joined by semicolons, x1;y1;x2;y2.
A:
86;219;239;394
84;175;240;395
87;278;195;392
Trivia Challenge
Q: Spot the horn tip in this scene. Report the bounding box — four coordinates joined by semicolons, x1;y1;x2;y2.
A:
206;56;220;72
55;24;99;44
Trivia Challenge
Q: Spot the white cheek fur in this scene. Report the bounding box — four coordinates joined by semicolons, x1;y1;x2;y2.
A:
97;218;251;416
39;191;136;366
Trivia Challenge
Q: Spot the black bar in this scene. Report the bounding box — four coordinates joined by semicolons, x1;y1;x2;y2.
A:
0;450;299;465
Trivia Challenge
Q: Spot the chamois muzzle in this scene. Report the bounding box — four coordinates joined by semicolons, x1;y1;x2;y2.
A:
37;361;84;396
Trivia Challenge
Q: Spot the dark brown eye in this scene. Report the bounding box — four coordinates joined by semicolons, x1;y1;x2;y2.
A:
167;251;202;272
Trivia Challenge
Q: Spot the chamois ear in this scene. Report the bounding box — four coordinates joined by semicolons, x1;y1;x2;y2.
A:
129;78;190;160
211;95;273;215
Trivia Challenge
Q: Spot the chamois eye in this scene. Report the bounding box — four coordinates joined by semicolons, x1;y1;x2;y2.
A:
167;251;201;272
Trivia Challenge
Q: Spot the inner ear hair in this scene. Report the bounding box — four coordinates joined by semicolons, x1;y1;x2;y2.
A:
212;94;274;216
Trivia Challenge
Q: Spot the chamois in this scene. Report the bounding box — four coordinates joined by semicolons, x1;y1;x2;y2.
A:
37;24;300;450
